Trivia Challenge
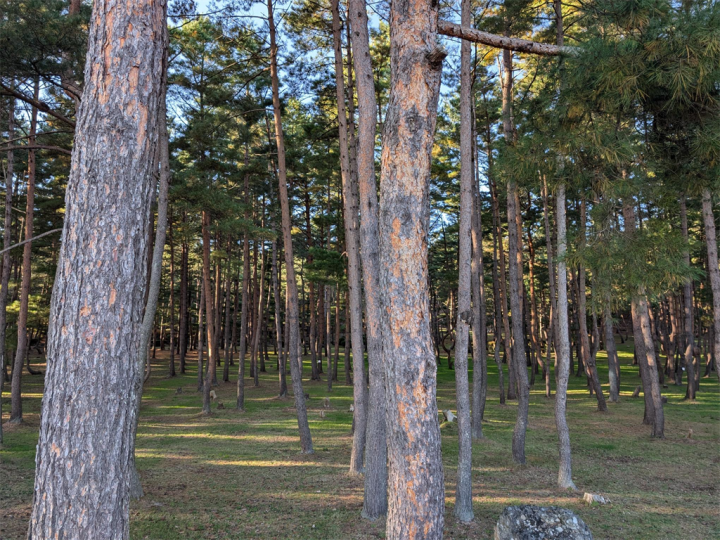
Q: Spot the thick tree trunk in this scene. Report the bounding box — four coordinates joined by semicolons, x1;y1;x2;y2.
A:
452;0;474;519
634;289;665;438
0;96;15;445
28;1;165;535
555;182;576;490
9;79;38;424
331;0;366;474
268;0;313;453
379;0;446;535
701;189;720;383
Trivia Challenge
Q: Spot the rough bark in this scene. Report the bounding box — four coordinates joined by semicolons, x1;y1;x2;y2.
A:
541;178;555;398
9;79;38;424
201;212;216;415
701;188;720;383
236;144;251;410
331;0;366;474
452;0;475;519
379;0;446;535
268;0;313;453
28;1;165;535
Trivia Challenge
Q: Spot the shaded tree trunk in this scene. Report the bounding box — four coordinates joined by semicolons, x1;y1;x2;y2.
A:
236;144;251;410
9;78;39;424
680;197;696;399
272;240;287;397
701;188;720;383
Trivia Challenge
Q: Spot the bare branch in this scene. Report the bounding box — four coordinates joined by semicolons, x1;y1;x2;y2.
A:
437;20;576;57
0;82;76;128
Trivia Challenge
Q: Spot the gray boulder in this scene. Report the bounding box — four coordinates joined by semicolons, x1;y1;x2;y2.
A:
495;505;593;540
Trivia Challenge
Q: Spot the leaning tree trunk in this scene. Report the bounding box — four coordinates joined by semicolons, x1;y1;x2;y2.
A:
0;96;15;445
347;0;388;512
331;0;366;475
701;188;720;383
451;0;475;520
28;1;165;536
9;79;39;424
268;0;313;453
378;0;446;536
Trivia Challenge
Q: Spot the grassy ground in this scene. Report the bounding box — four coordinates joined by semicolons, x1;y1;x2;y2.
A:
1;340;719;539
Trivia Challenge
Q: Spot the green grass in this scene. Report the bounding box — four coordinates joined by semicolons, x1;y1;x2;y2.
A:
2;339;719;539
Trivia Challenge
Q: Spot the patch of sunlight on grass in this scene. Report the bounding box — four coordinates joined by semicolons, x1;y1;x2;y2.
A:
204;459;348;468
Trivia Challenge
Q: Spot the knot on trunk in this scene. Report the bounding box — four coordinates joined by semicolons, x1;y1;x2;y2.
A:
426;47;447;70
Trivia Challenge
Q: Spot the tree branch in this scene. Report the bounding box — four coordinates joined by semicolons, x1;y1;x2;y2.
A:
0;228;62;255
0;145;72;155
437;20;576;57
0;82;76;128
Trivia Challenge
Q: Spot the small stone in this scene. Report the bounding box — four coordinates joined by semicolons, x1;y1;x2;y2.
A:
583;493;609;505
495;505;593;540
443;410;456;422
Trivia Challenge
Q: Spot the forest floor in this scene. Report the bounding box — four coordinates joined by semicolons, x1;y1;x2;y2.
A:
1;340;719;539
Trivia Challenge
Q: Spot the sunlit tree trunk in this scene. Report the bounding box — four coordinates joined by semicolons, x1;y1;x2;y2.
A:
268;0;313;453
379;0;446;535
452;0;474;519
331;0;366;474
28;1;166;535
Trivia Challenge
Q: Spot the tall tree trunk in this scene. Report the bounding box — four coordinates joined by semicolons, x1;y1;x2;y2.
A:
178;231;189;373
267;0;313;453
252;242;266;387
201;212;216;415
379;0;446;535
9;78;39;424
0;96;15;445
197;279;205;391
604;298;620;402
452;0;474;520
168;220;176;377
680;197;697;399
502;47;530;465
28;1;165;535
578;199;606;409
471;134;488;437
331;0;366;474
237;144;251;409
272;240;287;397
491;197;506;404
555;182;576;490
223;244;233;382
701;189;720;383
541;178;555;398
